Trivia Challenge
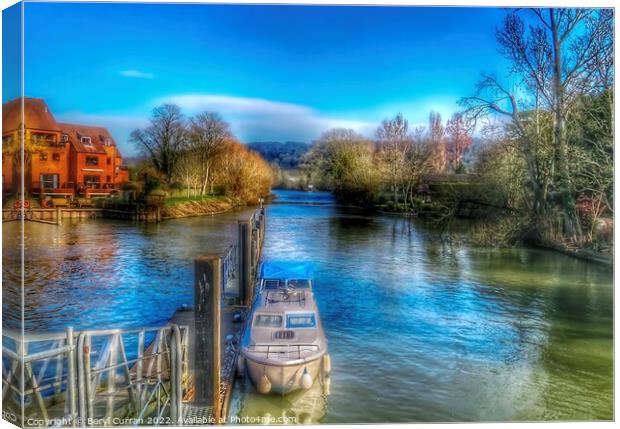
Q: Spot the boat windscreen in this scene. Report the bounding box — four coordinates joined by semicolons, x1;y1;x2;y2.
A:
254;314;283;328
260;261;314;280
286;313;316;328
287;279;311;288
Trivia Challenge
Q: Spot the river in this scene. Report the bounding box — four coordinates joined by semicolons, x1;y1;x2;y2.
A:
2;190;613;422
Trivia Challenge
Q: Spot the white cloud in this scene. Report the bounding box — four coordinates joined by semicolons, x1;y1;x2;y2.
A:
159;94;376;142
55;93;464;157
120;69;154;79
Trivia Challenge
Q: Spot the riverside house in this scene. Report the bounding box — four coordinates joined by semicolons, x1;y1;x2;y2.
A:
2;97;129;200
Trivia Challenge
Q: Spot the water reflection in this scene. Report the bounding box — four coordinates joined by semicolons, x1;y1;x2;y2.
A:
2;208;255;331
231;375;329;424
232;190;612;422
2;190;613;422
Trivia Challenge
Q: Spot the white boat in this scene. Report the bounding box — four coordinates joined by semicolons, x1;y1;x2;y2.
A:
239;261;331;395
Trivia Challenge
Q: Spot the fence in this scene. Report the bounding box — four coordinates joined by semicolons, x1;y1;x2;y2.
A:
2;324;189;427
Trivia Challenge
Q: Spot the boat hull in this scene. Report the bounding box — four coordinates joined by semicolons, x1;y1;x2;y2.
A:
243;354;324;395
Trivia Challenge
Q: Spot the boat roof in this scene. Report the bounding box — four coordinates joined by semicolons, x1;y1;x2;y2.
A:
260;261;314;280
255;289;318;312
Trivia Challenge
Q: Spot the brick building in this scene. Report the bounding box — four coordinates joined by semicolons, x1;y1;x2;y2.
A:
2;97;129;199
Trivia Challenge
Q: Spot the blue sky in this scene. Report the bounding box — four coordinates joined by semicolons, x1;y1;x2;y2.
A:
8;3;510;155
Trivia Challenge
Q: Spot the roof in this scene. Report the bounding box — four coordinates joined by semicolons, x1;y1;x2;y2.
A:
57;122;116;154
260;261;314;280
2;97;61;134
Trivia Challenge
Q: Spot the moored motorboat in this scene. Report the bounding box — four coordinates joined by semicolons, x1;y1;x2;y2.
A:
239;261;330;395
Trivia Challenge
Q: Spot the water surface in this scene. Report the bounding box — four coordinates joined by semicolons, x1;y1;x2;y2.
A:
231;190;613;422
2;190;613;422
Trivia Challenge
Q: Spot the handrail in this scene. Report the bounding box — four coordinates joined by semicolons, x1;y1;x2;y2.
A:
2;324;190;427
248;343;320;359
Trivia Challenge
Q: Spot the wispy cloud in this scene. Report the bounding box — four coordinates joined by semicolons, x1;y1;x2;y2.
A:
55;94;463;157
159;94;376;142
120;69;154;79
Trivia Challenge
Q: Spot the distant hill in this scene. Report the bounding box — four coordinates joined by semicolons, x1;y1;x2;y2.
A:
248;141;311;169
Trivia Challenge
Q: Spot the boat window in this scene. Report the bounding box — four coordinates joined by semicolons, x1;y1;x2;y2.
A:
286;279;310;288
286;314;316;328
254;314;283;328
263;279;281;290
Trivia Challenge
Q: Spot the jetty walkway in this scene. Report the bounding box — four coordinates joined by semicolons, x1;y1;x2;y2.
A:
2;208;266;426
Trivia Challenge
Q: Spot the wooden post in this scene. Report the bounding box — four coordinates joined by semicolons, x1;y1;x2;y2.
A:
194;256;221;420
238;220;252;306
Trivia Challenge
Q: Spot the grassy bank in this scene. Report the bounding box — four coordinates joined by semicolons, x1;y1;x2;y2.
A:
161;195;234;219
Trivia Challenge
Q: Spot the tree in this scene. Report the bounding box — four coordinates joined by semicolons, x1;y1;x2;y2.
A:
568;90;613;241
402;127;432;208
376;113;411;204
428;111;447;173
130;104;186;183
305;128;381;206
461;8;613;239
187;112;231;195
175;150;201;198
445;113;473;172
213;140;272;203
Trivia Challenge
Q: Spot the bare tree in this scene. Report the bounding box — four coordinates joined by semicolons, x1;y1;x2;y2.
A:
428;111;447;173
175;151;201;197
445;113;473;172
376;113;411;204
187;112;232;195
130;104;186;183
403;126;432;208
461;8;613;238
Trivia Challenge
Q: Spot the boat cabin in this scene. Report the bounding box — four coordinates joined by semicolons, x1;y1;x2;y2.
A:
258;261;314;292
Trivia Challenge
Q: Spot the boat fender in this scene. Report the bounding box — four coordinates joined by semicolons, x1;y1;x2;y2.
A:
299;413;312;425
322;354;332;374
300;367;313;390
258;374;272;394
322;375;331;396
237;355;245;377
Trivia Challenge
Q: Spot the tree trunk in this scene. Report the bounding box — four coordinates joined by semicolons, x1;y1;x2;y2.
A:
550;9;581;239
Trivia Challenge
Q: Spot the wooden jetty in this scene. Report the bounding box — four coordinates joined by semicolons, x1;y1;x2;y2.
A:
2;207;161;224
1;207;266;427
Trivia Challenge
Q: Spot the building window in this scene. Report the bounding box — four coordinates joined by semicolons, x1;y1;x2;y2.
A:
81;136;92;146
40;174;59;189
52;153;61;161
86;156;98;166
39;152;48;161
84;175;100;188
62;134;69;143
107;176;111;183
104;138;111;146
107;157;111;165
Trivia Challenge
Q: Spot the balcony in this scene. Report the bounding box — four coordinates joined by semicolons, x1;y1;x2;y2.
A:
81;182;117;198
31;181;75;197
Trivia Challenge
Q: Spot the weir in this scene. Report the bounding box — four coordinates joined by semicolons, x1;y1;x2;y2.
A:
1;207;267;427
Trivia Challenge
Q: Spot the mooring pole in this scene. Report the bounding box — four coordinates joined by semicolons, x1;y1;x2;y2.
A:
194;256;222;421
238;220;252;306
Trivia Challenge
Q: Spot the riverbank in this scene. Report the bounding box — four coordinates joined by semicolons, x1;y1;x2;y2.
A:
161;196;234;219
535;239;613;267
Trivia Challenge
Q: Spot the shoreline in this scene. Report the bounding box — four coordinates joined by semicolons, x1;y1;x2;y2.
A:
160;198;235;220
